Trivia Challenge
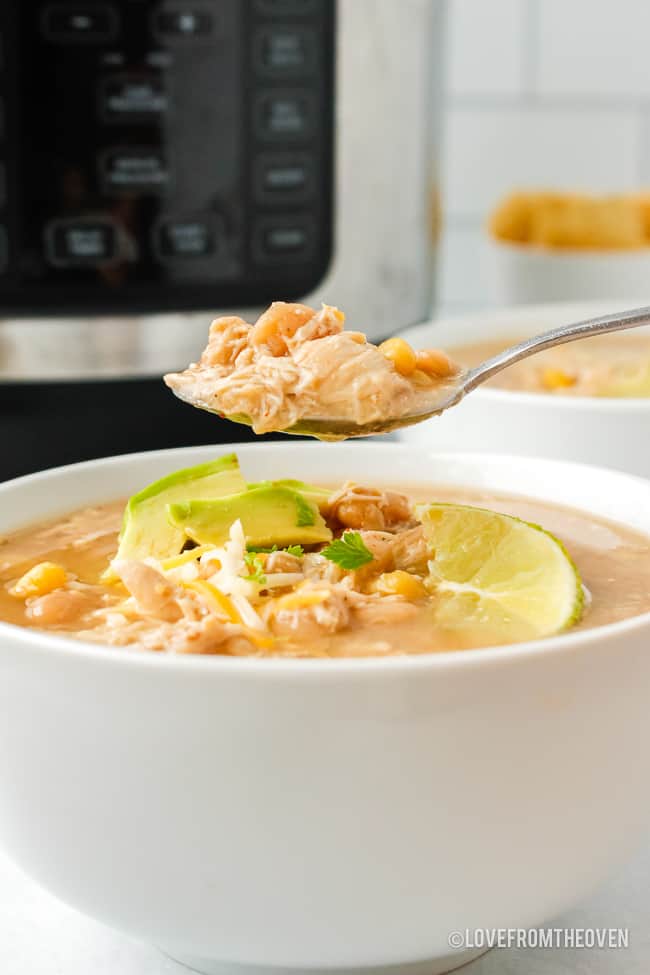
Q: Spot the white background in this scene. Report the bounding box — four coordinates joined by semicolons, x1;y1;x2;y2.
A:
439;0;650;313
3;5;650;970
2;841;649;973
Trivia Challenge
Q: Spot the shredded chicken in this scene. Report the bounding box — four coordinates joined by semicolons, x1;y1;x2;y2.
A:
302;552;346;585
79;612;252;656
264;581;353;640
105;556;257;654
352;594;420;626
341;527;429;590
141;616;251;655
113;561;186;622
164;302;459;435
2;481;445;657
389;526;431;574
265;550;302;574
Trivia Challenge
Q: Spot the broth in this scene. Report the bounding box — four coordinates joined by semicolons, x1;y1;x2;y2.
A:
449;334;650;397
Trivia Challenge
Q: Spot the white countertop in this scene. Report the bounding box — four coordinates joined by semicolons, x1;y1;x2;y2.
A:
1;844;648;974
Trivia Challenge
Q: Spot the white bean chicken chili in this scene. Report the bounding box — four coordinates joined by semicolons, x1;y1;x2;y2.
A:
2;458;650;657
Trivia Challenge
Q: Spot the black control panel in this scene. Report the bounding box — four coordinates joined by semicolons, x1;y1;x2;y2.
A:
0;0;335;314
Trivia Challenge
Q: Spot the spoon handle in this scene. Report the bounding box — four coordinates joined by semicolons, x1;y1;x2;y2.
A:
463;304;650;394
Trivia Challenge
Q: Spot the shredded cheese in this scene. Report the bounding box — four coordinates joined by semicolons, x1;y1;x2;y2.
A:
186;579;240;623
161;545;217;571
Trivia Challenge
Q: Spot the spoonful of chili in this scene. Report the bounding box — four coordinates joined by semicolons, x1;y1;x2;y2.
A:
165;303;650;440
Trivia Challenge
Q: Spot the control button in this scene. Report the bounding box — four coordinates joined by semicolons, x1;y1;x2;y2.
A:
44;219;118;267
153;5;216;39
254;152;314;203
100;148;171;193
254;0;318;14
41;4;119;43
255;92;315;141
100;76;168;122
252;216;315;264
155;217;218;259
254;28;316;76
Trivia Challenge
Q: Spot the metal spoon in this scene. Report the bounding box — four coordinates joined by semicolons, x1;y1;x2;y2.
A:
172;305;650;440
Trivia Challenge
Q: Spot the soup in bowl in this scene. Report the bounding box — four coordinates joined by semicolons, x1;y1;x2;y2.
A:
397;300;650;477
1;443;650;975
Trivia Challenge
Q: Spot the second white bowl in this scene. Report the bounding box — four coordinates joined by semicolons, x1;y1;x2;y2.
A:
487;240;650;305
398;300;650;478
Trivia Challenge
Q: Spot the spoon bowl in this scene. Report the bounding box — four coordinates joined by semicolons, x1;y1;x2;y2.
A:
169;394;463;440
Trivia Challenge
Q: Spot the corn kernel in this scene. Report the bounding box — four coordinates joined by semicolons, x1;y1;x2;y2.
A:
9;561;68;599
372;570;427;600
378;338;418;376
415;348;456;378
346;331;367;344
541;367;577;390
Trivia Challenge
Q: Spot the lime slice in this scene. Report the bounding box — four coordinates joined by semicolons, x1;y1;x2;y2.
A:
596;362;650;398
418;503;584;643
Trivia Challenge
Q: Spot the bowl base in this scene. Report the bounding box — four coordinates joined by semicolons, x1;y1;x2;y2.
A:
164;946;489;975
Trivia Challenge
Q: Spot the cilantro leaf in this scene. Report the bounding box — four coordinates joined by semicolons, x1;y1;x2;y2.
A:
242;551;267;586
247;543;278;554
295;493;316;527
285;544;304;558
321;532;374;570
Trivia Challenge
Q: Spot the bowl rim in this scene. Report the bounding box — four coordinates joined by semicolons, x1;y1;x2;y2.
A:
400;300;650;410
2;442;650;677
463;385;650;411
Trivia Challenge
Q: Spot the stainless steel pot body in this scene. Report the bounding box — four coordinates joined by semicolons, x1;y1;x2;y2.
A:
0;0;445;383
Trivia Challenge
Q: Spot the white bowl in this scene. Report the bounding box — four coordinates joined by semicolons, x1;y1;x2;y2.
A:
1;443;650;975
398;300;650;478
487;239;650;305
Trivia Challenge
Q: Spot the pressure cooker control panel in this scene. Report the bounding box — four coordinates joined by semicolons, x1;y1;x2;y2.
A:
0;0;335;314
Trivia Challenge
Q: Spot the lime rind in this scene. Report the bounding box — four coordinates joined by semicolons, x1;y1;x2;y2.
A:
417;502;584;641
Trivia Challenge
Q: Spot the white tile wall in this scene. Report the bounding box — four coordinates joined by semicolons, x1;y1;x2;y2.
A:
437;225;487;306
438;0;650;314
444;107;641;217
538;0;650;98
447;0;526;96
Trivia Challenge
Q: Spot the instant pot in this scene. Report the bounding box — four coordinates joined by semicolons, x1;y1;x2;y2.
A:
0;0;445;479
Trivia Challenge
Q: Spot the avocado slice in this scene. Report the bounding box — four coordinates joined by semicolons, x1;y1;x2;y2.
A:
115;453;246;561
167;485;333;549
247;478;331;511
